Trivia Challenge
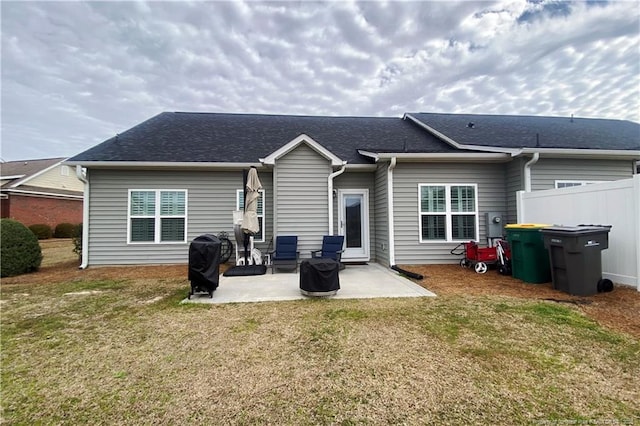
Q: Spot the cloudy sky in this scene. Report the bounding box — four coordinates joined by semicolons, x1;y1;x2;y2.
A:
1;0;639;161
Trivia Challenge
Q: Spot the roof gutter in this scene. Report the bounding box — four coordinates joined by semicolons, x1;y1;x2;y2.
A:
328;162;347;235
64;161;264;169
76;166;89;269
514;148;640;159
2;189;83;199
359;151;510;162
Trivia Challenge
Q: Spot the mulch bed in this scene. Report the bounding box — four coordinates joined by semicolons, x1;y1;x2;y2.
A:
400;264;640;338
4;260;639;338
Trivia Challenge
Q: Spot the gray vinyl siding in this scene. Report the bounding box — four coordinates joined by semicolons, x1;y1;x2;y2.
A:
274;144;331;258
392;162;507;265
333;171;376;261
531;159;634;191
373;163;390;266
506;158;524;224
86;169;273;265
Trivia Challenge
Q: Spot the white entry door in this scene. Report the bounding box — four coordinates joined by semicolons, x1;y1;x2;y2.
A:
338;189;369;262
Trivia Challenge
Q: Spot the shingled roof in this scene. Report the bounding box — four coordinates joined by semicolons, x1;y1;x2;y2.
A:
407;113;640;150
68;112;458;165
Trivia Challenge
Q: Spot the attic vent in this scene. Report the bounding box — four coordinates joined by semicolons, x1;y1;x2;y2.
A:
467;122;475;128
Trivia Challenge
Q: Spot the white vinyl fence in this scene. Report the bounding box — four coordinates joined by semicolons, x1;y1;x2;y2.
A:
516;175;640;290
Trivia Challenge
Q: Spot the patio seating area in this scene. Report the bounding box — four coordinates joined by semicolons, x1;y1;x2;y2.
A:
183;262;436;304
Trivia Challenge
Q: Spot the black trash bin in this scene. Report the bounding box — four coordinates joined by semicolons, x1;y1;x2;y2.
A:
188;234;221;298
540;225;612;296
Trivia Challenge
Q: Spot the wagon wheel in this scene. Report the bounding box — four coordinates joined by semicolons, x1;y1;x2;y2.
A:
474;262;488;274
459;259;468;268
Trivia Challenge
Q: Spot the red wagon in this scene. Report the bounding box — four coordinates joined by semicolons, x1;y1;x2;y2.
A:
450;240;511;274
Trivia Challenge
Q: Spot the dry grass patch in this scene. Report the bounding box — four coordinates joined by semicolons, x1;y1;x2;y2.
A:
2;277;639;424
2;241;639;424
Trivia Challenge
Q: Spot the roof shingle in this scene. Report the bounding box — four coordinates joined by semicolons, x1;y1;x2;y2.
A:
68;112;459;164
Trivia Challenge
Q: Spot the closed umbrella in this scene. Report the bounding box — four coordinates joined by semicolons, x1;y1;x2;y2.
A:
241;167;262;264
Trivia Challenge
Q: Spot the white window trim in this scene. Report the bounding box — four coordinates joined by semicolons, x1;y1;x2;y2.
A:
554;180;604;189
127;189;188;244
236;189;265;243
418;183;479;243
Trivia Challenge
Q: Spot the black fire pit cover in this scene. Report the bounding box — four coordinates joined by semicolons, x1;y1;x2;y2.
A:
300;258;340;296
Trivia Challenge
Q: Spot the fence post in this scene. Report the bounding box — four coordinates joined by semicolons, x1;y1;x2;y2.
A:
516;190;525;223
634;176;640;291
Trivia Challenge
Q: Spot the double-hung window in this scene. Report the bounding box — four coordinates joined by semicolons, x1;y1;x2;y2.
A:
236;189;265;242
128;190;187;243
419;184;478;242
555;180;602;189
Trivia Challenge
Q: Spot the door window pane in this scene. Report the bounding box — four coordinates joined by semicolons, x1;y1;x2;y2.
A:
345;196;362;248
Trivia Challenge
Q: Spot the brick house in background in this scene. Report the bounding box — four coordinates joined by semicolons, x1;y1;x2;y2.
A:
1;158;83;227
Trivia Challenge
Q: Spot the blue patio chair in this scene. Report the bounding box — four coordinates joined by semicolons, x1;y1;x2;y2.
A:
311;235;345;269
269;236;299;273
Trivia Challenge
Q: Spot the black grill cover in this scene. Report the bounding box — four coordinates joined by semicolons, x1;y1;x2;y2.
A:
300;258;340;294
188;234;221;296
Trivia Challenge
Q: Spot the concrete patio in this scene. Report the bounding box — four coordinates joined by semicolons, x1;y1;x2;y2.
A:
183;262;436;304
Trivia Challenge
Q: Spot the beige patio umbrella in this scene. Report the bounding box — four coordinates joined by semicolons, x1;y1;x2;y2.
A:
241;167;262;264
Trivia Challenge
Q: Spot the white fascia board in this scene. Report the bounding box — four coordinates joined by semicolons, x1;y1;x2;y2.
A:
357;150;379;162
10;159;66;188
372;152;511;162
63;161;264;170
515;148;640;160
261;134;343;166
403;114;519;155
344;163;377;171
5;188;83;199
0;174;26;180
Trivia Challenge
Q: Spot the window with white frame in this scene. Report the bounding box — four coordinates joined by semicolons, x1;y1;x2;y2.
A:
128;190;187;243
236;189;265;242
419;184;478;242
555;180;603;189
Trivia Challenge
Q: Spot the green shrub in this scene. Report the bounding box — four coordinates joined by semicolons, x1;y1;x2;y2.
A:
54;222;76;238
72;223;83;260
1;219;43;277
29;224;53;240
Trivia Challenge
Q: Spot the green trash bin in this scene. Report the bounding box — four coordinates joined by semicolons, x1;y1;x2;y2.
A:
540;225;612;296
505;224;551;283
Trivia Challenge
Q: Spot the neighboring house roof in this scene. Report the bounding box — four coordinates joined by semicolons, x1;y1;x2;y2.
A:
0;158;83;198
0;158;66;187
407;113;640;151
67;112;459;165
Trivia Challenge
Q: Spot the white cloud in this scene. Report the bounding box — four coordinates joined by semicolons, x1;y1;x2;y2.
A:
1;0;638;161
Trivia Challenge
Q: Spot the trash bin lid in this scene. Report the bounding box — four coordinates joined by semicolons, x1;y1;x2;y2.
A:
505;223;550;229
540;225;612;236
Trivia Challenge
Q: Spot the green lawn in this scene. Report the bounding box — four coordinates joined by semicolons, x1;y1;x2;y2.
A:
2;273;639;425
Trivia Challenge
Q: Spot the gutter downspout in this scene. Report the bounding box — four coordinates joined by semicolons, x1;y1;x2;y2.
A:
328;162;347;235
76;166;89;269
524;152;539;192
387;157;397;266
385;158;422;279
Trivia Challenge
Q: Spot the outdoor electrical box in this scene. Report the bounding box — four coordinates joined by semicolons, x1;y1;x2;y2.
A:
486;212;504;238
